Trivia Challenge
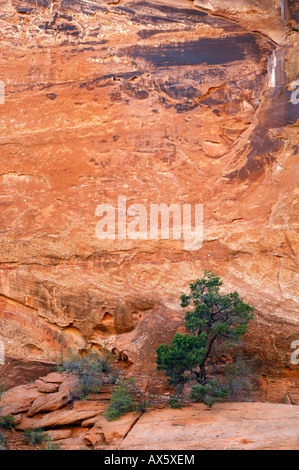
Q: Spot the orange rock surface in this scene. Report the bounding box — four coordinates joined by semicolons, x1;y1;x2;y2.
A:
116;402;299;450
0;0;298;399
1;372;299;450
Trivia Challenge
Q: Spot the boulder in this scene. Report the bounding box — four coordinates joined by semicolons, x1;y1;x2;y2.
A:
45;429;72;441
0;384;42;415
27;390;72;417
27;374;77;416
33;407;103;429
35;380;59;393
16;413;46;431
86;412;142;446
72;400;107;413
41;373;68;384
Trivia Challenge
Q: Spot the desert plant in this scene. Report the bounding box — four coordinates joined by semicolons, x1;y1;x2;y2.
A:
23;428;46;446
190;379;228;408
225;444;238;450
168;397;183;409
156;271;254;408
134;396;154;413
44;435;61;450
225;354;256;401
58;349;114;400
0;415;16;430
105;378;136;421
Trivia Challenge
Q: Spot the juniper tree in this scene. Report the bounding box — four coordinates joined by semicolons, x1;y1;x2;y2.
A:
156;271;254;407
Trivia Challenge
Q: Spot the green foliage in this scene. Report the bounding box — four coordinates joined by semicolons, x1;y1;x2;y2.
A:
44;435;62;450
105;378;136;421
23;428;46;446
168;397;183;409
156;332;207;391
190;379;228;408
58;349;116;400
134;397;153;413
0;415;16;430
181;271;254;346
0;432;6;450
156;271;254;408
225;354;256;401
225;444;238;450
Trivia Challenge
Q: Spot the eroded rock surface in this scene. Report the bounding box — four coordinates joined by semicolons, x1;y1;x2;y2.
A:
0;0;298;396
1;373;299;450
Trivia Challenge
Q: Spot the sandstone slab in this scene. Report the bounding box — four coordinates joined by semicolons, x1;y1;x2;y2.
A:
27;390;73;417
45;429;72;441
16;413;46;431
54;436;89;451
41;373;69;384
87;412;142;446
27;374;77;416
33;408;103;429
0;384;43;416
117;403;299;450
35;380;59;394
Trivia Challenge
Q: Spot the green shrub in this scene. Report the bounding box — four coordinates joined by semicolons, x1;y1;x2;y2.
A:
105;378;136;421
190;379;228;408
0;415;16;430
44;435;61;450
23;428;46;446
134;397;153;413
58;350;116;400
168;397;183;409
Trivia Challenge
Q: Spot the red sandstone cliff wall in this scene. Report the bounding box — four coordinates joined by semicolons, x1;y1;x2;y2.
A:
0;0;298;398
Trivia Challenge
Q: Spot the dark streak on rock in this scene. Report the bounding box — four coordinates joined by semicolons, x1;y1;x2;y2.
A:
125;34;262;68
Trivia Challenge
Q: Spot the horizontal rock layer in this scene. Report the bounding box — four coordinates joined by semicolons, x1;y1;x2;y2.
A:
116;402;299;450
2;372;299;450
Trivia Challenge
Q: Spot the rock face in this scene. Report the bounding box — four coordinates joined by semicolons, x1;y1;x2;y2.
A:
0;0;298;396
0;372;111;449
116;402;299;450
1;372;299;450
